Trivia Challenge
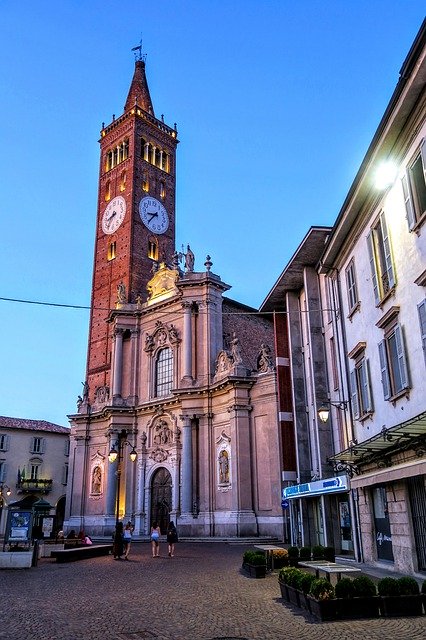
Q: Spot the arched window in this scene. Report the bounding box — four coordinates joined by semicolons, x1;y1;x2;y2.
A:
105;180;111;201
148;238;158;261
120;170;126;192
155;348;173;397
160;181;165;199
142;172;149;192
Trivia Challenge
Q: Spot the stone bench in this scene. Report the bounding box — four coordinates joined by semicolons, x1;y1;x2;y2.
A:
51;544;113;563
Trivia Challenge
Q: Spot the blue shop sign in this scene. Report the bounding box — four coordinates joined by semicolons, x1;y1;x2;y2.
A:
282;475;348;500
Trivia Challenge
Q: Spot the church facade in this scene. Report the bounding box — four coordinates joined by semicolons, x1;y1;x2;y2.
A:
64;55;283;538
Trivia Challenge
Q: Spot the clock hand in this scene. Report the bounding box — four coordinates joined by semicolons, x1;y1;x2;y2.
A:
148;212;158;222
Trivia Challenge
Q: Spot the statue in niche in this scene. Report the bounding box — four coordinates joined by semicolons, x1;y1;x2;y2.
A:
257;343;273;372
229;332;242;365
154;420;172;446
218;449;230;484
95;385;109;403
91;466;102;494
117;281;126;304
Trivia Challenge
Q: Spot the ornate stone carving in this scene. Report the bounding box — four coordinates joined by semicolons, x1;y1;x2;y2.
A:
116;281;126;305
95;385;110;404
215;350;233;375
257;343;274;373
153;419;173;446
149;447;168;463
146;262;180;301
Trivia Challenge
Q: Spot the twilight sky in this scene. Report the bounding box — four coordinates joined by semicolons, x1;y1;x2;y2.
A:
0;1;425;426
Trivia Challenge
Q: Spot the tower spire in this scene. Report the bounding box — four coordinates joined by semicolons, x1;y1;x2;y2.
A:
125;43;154;115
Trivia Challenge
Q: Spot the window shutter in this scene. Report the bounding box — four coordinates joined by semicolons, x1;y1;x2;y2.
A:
363;359;374;413
41;438;46;454
378;340;391;400
380;212;395;289
421;139;426;184
367;232;380;304
401;174;416;229
418;300;426;368
30;437;35;453
0;463;5;481
350;369;360;419
395;324;409;390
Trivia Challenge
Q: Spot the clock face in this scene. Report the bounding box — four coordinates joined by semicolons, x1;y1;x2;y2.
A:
102;196;126;234
139;196;169;234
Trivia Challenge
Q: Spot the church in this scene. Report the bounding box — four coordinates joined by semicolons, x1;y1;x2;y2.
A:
64;52;283;538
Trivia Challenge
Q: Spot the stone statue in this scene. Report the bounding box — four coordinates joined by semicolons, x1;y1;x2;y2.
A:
257;343;273;372
218;450;230;484
229;332;242;365
117;281;126;304
91;466;102;494
179;244;195;272
82;381;89;401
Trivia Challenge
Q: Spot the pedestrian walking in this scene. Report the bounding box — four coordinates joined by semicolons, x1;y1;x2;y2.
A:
150;521;161;557
113;521;124;560
123;521;134;560
167;520;178;557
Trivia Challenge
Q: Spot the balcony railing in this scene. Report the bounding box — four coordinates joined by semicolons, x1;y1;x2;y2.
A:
17;478;53;493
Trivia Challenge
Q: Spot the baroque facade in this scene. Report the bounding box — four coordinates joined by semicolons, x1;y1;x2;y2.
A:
64;54;282;538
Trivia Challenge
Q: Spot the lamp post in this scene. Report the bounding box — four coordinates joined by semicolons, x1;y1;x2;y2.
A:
318;400;349;423
108;429;137;526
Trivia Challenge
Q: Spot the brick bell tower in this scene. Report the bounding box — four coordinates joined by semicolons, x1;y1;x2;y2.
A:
85;52;179;403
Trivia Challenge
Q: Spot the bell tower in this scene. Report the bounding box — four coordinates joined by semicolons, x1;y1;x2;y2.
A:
85;53;179;402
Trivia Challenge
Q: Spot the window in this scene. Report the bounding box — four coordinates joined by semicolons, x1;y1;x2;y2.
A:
30;463;40;480
0;434;9;452
64;439;70;456
105;138;129;172
120;170;126;192
0;460;5;482
142;172;149;192
378;323;409;399
418;299;426;368
155;347;173;397
148;238;158;261
141;137;170;173
350;356;373;419
160;181;165;199
62;464;69;485
329;337;339;391
108;241;116;261
31;437;44;454
345;259;359;314
367;212;396;304
402;140;426;229
105;181;111;201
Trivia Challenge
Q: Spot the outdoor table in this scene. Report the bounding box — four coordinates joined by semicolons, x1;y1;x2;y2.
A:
298;560;362;582
253;544;285;571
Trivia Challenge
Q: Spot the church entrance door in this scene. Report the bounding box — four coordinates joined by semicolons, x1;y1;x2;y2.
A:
150;467;172;534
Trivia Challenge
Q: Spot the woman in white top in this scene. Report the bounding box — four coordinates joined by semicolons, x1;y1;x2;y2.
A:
150;521;161;557
123;521;134;560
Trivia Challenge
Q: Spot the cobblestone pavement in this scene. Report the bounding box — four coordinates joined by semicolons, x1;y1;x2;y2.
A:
1;542;425;640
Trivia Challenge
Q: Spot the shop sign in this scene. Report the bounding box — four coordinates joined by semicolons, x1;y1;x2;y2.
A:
283;475;348;500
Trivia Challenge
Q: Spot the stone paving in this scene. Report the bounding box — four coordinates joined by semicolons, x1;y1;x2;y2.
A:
1;542;425;640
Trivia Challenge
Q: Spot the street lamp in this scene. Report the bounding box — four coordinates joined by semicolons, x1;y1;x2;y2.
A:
318;400;348;423
108;429;137;526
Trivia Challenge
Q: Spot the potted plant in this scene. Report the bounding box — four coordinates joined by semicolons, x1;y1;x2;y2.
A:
287;545;299;566
279;567;304;606
299;546;311;561
378;576;423;617
312;544;325;561
298;571;316;612
242;550;267;578
272;548;288;569
335;575;380;619
307;577;337;621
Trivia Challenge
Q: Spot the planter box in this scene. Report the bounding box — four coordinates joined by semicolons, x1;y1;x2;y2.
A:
379;594;424;617
278;579;289;602
286;585;301;607
306;596;337;621
336;596;380;619
0;551;33;569
242;563;266;578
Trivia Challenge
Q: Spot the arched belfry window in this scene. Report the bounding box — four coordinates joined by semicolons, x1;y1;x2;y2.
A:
155;347;173;397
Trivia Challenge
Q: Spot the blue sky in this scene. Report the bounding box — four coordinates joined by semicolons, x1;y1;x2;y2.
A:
0;1;425;426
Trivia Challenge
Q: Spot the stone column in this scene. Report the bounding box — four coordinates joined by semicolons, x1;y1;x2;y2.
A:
182;302;192;380
181;417;193;514
106;458;118;517
144;142;149;161
112;328;124;398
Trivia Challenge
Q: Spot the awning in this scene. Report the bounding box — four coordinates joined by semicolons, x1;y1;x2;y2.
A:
329;410;426;474
350;459;426;489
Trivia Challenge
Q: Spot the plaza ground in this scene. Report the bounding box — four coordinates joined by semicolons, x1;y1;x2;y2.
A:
0;542;425;640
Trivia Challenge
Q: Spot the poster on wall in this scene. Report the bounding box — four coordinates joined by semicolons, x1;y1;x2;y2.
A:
42;516;54;538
